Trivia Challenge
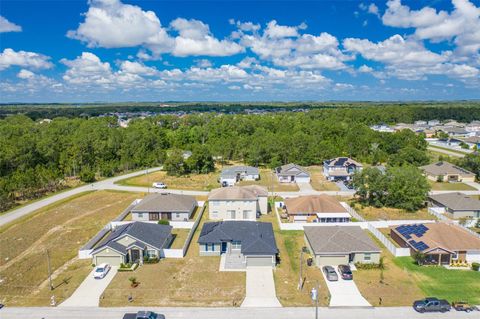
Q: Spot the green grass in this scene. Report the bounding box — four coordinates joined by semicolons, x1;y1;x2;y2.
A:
281;230;304;273
394;257;480;303
428;145;469;156
428;181;476;191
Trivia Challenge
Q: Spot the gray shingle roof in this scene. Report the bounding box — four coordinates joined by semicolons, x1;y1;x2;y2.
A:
304;226;380;255
275;163;310;177
420;161;475;177
220;166;259;178
197;221;278;255
208;185;267;200
429;192;480;211
131;193;197;213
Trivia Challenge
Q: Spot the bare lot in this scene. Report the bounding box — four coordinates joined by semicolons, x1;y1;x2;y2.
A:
119;170;220;191
0;190;140;306
308;166;340;191
238;169;299;192
354;205;436;221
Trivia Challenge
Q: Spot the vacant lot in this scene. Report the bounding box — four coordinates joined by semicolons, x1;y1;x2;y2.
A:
238;169;299;192
428;181;476;191
101;210;245;307
119;170;220;191
354;205;436;221
308;166;340;191
0;190;140;306
394;257;480;304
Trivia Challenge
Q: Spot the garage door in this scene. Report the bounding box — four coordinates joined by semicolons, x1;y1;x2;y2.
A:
296;177;310;183
95;256;123;266
247;256;272;267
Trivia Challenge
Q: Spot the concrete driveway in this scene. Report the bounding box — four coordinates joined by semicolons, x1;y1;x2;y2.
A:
321;267;371;307
59;267;118;307
297;182;314;193
241;267;281;307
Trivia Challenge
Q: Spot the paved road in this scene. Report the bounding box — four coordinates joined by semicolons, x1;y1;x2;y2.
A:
427;146;466;158
241;267;281;307
1;307;478;319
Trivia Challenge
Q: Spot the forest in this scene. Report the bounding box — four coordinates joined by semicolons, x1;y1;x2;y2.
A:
1;104;479;212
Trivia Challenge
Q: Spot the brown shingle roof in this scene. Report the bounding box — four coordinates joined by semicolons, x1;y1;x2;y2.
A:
208;185;268;201
285;195;347;215
420;161;474;177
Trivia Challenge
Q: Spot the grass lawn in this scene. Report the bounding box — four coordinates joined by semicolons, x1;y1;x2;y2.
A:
394;257;480;304
101;210;245;307
378;228;401;248
0;190;140;306
238;169;299;192
170;229;191;249
308;166;340;191
428;180;476;191
428;145;470;155
354;205;436;221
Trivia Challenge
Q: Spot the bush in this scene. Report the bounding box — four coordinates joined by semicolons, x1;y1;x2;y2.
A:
354;262;383;270
472;262;480;271
157;220;170;225
79;167;96;183
143;257;159;264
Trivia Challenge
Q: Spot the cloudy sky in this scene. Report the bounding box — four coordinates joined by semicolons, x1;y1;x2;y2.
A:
0;0;479;102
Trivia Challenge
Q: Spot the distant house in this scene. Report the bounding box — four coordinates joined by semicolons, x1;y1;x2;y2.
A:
182;150;192;159
304;226;381;266
275;163;310;183
323;157;363;181
390;223;480;264
428;192;480;219
466;121;480;132
219;166;260;186
420;161;475;182
428;120;440;126
91;222;173;266
197;221;278;268
370;124;394;133
460;136;480;149
208;185;268;220
283;195;351;223
439;126;474;137
130;193;197;222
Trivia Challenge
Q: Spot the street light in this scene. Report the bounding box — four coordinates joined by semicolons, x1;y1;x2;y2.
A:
310;280;319;319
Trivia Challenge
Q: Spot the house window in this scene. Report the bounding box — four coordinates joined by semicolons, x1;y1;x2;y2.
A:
176;213;180;218
452;252;458;260
243;210;250;219
211;243;215;251
232;241;241;249
138;213;143;218
147;250;156;258
205;244;209;251
212;201;220;207
364;253;371;261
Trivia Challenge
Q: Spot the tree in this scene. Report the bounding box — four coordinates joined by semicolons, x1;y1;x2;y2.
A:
352;167;386;207
388;146;429;167
79;167;96;183
163;149;187;176
384;166;430;211
186;145;215;174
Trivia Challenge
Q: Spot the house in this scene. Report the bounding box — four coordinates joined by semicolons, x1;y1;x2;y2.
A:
428;120;440;126
182;150;192;159
283;195;351;223
390;223;480;264
460;136;480;149
370;124;394;133
420;161;475;182
428;193;480;219
304;226;381;266
197;221;278;267
91;222;173;266
275;163;310;183
414;120;428;126
208;185;268;220
466;121;480;132
439;126;474;137
219;166;260;186
130;193;197;222
323;157;363;181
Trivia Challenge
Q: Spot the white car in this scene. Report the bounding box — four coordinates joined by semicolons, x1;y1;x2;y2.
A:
93;263;111;279
152;182;167;189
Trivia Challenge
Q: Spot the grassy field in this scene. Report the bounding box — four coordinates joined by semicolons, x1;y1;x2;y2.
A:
428;181;476;191
238;169;299;192
0;190;140;306
308;166;340;191
101;210;245;307
355;205;436;221
394;257;480;304
170;229;191;249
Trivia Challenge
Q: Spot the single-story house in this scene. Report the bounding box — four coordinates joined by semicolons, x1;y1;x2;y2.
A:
197;221;278;267
390;223;480;264
208;185;268;220
323;157;363;181
304;226;381;266
275;163;310;183
460;136;480;149
283;195;351;223
420;161;475;182
130;193;197;222
428;192;480;219
219;166;260;186
91;222;173;266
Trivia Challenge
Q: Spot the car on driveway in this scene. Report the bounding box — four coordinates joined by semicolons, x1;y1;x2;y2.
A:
337;264;353;280
123;311;165;319
152;182;167;189
93;263;111;279
322;266;338;281
413;297;451;313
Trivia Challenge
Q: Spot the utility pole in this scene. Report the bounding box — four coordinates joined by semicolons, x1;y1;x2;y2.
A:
298;249;303;290
46;249;53;291
311;280;319;319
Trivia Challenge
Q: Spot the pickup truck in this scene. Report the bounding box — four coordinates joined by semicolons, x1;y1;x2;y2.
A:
452;301;478;312
122;311;165;319
413;298;451;313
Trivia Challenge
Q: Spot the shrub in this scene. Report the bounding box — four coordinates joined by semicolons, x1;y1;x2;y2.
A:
472;262;479;271
157;220;170;225
355;262;383;270
144;257;159;264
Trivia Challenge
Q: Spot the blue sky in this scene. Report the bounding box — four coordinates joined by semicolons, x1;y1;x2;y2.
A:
0;0;479;102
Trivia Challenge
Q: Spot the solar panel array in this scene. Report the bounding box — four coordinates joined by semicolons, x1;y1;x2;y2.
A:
395;224;430;251
408;240;429;251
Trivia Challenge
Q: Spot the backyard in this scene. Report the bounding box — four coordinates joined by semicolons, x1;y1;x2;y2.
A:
308;166;340;191
0;190;140;306
428;180;476;191
238;169;299;192
354;205;436;221
170;228;191;249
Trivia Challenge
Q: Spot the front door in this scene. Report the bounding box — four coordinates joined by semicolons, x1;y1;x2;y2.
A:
161;212;171;220
348;253;354;263
221;242;227;253
131;249;140;263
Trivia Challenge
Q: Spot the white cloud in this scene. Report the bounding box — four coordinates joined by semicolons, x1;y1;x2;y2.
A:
195;59;213;68
0;48;53;71
119;60;158;76
17;69;35;79
0;16;22;33
359;65;374;73
61;52;114;85
368;4;380;17
264;20;300;38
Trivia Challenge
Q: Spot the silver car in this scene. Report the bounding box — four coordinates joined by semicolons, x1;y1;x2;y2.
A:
322;266;338;281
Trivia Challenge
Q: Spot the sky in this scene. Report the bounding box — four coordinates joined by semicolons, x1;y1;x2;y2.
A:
0;0;479;103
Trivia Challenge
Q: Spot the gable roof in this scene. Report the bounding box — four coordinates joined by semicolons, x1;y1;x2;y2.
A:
208;185;267;201
324;157;363;168
275;163;310;177
131;193;197;213
285;195;348;215
429;192;480;211
220;166;259;178
304;226;380;254
92;222;173;255
197;221;278;255
420;161;475;177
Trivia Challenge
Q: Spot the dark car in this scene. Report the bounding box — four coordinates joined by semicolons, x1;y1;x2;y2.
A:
123;311;165;319
337;264;353;280
413;298;451;313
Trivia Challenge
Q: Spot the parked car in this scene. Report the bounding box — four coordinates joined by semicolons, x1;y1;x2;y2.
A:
343;180;354;189
322;266;338;281
123;311;165;319
93;263;111;279
337;264;353;280
152;182;167;189
452;301;478;312
413;297;451;313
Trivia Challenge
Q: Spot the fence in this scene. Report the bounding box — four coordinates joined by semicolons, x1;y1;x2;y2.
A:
428;207;449;221
340;202;366;222
368;224;411;257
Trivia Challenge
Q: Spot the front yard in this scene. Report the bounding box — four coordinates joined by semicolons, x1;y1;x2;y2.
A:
238;168;299;192
0;190;140;306
428;180;476;191
308;166;340;191
354;204;436;221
